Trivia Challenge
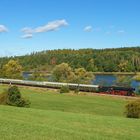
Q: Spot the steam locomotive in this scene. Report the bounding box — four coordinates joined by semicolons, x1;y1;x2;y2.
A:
98;86;135;96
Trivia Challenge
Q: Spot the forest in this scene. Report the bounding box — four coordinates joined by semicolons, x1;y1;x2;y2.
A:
0;47;140;72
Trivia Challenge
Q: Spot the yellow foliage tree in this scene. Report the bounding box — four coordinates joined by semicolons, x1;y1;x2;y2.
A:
52;63;94;84
52;63;74;82
2;60;23;79
118;60;128;72
74;68;95;84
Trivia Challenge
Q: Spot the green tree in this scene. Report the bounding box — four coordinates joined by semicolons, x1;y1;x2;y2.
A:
86;59;98;72
29;70;46;81
52;63;74;82
1;47;140;73
2;60;23;79
74;68;94;84
52;63;94;84
118;60;129;72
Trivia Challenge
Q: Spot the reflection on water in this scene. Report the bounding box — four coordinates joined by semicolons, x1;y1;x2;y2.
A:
93;75;116;86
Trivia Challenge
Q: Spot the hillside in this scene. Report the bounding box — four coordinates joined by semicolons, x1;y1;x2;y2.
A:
0;85;140;140
0;47;140;72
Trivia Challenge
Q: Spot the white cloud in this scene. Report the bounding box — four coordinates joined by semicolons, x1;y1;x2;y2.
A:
84;26;101;32
0;25;8;33
21;19;68;39
21;34;33;39
35;19;68;33
84;26;93;32
21;27;34;34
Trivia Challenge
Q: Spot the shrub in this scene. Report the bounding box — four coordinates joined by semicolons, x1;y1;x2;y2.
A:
0;90;8;105
125;99;140;118
0;86;30;107
14;98;30;107
74;88;79;94
60;85;70;93
7;86;21;104
8;86;20;95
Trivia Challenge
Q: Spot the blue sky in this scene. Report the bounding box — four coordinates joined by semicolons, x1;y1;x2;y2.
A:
0;0;140;56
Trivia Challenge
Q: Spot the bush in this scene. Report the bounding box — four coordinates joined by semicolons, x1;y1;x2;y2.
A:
60;85;70;93
74;88;79;94
14;98;30;107
125;100;140;118
0;90;8;105
7;86;21;104
8;86;20;95
0;86;30;107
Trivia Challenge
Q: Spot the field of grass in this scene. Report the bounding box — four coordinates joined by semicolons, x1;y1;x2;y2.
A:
0;84;140;140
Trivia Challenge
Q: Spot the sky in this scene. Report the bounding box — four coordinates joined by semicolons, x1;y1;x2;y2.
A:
0;0;140;56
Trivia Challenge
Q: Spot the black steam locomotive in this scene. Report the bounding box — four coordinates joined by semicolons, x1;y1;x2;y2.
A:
98;86;135;96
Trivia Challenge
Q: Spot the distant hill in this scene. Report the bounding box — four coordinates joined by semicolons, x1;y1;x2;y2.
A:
0;47;140;72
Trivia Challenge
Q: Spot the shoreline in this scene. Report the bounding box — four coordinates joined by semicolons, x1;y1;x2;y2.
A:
93;72;137;75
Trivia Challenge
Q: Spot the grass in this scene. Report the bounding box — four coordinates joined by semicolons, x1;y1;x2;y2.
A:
0;84;140;140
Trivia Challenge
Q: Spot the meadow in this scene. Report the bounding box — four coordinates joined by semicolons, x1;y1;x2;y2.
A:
0;84;140;140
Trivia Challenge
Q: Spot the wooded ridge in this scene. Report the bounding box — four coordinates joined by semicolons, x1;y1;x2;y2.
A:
0;47;140;72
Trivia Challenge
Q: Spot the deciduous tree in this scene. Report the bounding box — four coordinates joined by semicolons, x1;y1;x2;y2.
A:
2;60;23;79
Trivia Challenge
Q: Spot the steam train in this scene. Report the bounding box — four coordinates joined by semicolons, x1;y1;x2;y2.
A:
98;86;135;96
0;78;135;96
